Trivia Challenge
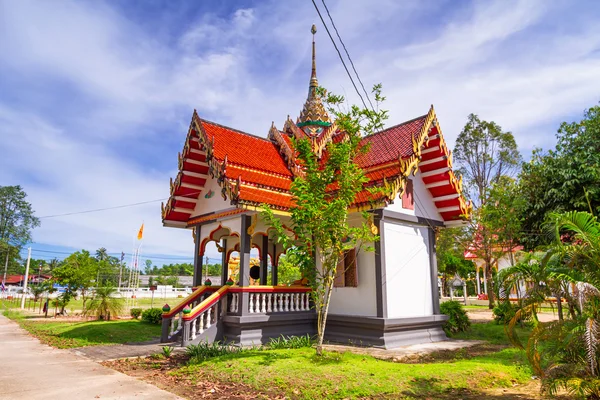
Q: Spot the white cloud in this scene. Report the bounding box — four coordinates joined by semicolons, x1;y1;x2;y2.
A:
1;0;600;261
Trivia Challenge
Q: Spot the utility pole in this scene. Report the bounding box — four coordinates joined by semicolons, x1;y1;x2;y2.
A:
20;247;31;310
2;248;9;290
118;252;124;291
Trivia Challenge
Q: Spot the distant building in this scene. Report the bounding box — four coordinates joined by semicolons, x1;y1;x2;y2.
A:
1;274;52;286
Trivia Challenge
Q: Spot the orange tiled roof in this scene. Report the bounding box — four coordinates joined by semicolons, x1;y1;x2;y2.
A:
162;106;472;225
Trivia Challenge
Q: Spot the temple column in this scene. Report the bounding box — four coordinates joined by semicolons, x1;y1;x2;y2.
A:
193;224;203;287
236;215;251;315
260;235;268;285
221;238;228;285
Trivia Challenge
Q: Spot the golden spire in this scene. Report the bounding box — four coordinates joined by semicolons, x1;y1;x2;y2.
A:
310;24;318;89
297;24;332;130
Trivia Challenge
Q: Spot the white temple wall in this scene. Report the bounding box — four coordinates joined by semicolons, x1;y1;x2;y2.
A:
383;221;433;318
190;177;232;217
385;171;443;222
327;246;378;317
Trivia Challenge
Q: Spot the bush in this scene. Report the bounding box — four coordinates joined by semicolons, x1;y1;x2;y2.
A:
267;334;314;349
493;301;519;324
186;341;244;362
130;308;142;319
440;301;470;335
142;308;163;325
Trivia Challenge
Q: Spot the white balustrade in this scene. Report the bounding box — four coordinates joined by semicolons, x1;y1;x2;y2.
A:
242;291;310;314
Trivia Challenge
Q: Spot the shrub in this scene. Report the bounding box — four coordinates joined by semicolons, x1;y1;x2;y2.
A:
492;301;518;324
161;345;174;358
267;334;314;349
186;341;244;362
440;301;470;335
142;308;163;325
130;308;142;319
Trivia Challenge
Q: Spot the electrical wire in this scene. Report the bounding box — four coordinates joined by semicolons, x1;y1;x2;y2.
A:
320;0;375;112
310;0;369;111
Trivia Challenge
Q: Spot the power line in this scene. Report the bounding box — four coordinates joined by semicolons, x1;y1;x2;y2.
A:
320;0;375;112
310;0;369;111
38;198;168;219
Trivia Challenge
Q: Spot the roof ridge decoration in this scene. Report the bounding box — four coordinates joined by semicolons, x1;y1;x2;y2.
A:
297;25;332;133
192;112;240;204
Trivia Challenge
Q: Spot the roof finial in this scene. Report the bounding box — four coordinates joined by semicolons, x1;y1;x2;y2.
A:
310;24;318;88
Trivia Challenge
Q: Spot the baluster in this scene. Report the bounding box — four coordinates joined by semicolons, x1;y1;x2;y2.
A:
235;293;239;313
266;293;272;313
169;318;175;336
283;293;288;312
229;294;236;313
178;312;183;332
191;319;197;340
249;293;255;313
302;293;307;310
199;312;205;334
260;293;265;313
298;293;304;311
277;293;282;312
206;308;212;329
295;293;300;311
289;293;295;311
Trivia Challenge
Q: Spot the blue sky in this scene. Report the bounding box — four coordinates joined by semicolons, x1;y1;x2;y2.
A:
1;0;600;265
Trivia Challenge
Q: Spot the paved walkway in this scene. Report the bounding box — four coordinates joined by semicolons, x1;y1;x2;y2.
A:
323;339;485;361
0;314;183;400
72;340;184;362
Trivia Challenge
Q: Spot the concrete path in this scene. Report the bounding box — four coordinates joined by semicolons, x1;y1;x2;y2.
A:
324;339;485;361
72;340;184;362
0;314;183;400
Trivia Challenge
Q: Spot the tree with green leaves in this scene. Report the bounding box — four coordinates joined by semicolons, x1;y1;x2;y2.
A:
84;286;124;320
262;84;385;355
0;185;40;280
436;227;476;296
519;104;600;250
454;114;522;206
51;250;98;314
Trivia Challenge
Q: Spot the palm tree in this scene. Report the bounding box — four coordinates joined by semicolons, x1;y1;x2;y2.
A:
95;248;108;261
84;286;124;320
508;211;600;398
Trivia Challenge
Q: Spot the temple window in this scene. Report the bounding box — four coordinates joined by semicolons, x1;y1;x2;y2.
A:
402;178;414;210
334;248;358;287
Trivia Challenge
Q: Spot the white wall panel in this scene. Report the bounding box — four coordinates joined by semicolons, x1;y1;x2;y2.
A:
383;222;433;318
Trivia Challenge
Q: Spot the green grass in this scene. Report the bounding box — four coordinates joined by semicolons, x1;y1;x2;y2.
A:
0;296;179;315
2;309;161;348
169;323;533;399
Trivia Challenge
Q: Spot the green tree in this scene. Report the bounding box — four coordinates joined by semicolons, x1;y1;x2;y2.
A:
462;177;524;308
84;286;124;320
519;104;600;250
0;185;40;280
276;252;302;285
262;84;385;355
436;227;476;296
454;114;522;206
52;250;98;314
144;259;153;274
507;211;600;397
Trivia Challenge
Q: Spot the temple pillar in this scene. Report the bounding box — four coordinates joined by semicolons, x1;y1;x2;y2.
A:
260;235;268;285
221;238;228;285
476;267;481;295
193;224;203;287
237;215;251;315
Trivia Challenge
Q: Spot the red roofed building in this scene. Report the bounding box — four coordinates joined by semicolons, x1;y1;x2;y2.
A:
2;274;52;286
160;28;471;349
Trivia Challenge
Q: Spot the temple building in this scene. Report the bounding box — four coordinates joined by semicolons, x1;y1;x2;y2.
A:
160;27;471;348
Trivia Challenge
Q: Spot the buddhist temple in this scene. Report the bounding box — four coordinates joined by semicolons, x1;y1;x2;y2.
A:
160;27;471;349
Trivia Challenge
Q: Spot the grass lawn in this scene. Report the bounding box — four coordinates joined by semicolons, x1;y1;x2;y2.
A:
107;322;541;399
0;296;179;315
2;309;161;348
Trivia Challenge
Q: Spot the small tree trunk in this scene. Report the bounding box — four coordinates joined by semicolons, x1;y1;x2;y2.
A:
316;279;334;356
486;264;495;309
